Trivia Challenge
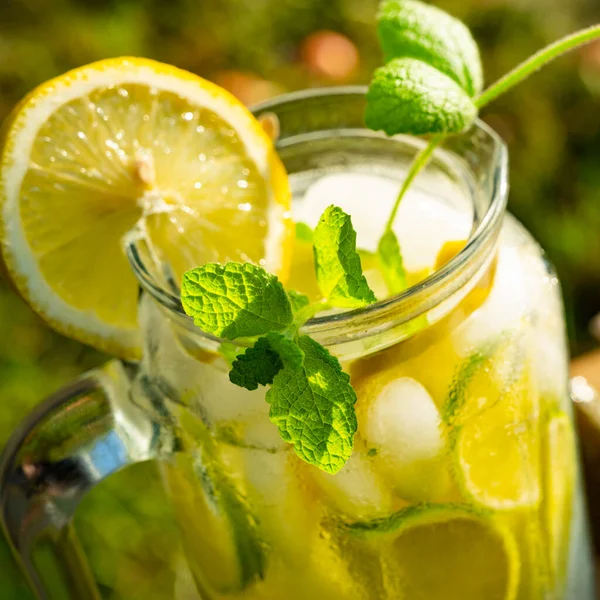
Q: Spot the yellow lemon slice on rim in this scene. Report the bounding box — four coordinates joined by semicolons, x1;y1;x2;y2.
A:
0;57;293;359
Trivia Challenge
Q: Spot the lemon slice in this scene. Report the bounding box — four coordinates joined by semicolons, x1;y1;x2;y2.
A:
0;57;293;358
542;410;575;588
346;503;519;600
449;349;542;510
164;411;265;595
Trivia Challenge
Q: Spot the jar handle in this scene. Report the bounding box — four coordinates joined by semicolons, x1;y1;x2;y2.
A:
0;360;165;600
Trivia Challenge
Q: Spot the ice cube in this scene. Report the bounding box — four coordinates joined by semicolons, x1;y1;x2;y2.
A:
310;450;394;520
362;377;449;501
451;246;533;357
295;172;470;272
243;449;317;565
393;187;470;272
294;172;395;253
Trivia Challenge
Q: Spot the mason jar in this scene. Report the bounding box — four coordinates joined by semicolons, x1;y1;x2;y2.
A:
0;88;595;600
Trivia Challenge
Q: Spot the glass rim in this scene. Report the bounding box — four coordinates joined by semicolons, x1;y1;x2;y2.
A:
126;85;508;347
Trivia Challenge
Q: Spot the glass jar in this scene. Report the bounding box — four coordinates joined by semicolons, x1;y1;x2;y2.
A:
0;88;595;600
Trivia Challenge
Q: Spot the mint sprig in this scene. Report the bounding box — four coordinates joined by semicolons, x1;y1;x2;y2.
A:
182;205;371;473
367;0;600;301
181;2;600;474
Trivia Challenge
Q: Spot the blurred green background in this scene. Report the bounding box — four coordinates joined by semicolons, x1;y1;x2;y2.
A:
1;0;600;597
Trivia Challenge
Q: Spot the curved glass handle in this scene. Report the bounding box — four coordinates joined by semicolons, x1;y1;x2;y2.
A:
0;360;165;600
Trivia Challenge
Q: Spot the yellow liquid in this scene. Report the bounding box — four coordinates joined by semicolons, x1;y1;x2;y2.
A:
134;171;592;600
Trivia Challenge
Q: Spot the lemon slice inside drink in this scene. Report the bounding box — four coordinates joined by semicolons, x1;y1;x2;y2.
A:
0;57;293;359
452;376;541;509
443;335;542;510
346;503;519;600
164;413;265;595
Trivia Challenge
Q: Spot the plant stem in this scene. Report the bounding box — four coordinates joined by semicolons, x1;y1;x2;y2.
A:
475;24;600;108
384;134;443;233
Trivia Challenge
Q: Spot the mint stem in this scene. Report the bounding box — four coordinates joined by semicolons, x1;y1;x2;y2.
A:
476;24;600;108
384;134;442;233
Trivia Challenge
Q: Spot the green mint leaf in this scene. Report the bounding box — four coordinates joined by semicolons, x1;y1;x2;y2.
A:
377;0;483;97
295;222;314;243
365;58;477;136
229;338;282;391
229;332;304;391
181;263;293;339
267;335;358;473
313;205;377;308
264;332;305;369
377;230;407;294
287;289;311;313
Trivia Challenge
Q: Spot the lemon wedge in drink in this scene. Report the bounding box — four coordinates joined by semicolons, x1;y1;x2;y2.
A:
448;347;542;510
345;503;519;600
0;57;293;359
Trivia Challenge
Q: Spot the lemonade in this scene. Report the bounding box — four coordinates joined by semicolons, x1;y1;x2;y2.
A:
120;90;593;600
1;3;599;597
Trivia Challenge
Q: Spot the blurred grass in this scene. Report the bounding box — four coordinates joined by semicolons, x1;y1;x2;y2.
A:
0;0;600;596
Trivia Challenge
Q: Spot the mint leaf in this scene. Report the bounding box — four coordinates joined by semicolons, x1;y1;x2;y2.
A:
267;335;358;473
230;339;282;391
295;222;314;243
366;58;477;136
313;205;377;308
265;332;305;369
377;0;483;97
181;263;293;339
287;289;310;313
377;230;407;294
229;332;304;391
